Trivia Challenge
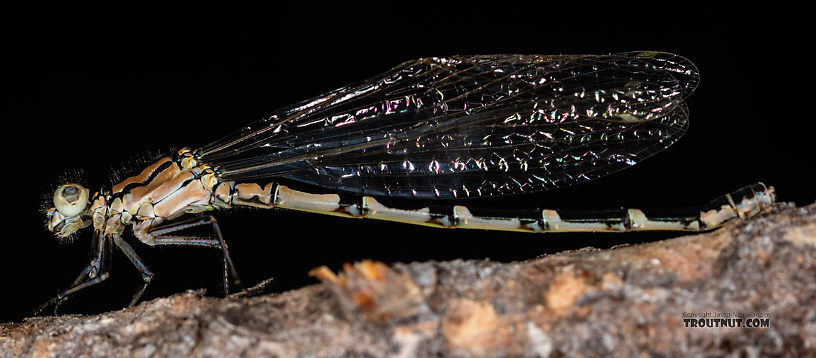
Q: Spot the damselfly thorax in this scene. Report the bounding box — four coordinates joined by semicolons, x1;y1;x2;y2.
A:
39;52;777;313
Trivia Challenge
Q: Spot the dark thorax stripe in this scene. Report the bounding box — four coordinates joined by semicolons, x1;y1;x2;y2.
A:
112;157;174;195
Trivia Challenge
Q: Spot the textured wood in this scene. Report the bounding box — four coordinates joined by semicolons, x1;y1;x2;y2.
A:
2;202;814;357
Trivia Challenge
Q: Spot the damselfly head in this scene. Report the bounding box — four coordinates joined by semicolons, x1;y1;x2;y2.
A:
45;183;92;241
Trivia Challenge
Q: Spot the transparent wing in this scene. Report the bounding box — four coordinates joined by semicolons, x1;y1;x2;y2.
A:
197;51;698;199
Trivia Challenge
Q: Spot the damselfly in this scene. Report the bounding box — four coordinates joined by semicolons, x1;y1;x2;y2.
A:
39;51;776;313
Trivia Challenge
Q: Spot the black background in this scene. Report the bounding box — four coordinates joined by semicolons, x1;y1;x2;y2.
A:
2;6;812;322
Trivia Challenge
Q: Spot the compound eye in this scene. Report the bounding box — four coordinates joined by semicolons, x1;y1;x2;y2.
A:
53;183;89;217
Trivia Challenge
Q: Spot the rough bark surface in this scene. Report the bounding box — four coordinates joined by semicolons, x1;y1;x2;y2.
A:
2;203;815;357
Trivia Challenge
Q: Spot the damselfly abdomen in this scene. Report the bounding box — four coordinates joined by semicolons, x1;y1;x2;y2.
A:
40;51;776;313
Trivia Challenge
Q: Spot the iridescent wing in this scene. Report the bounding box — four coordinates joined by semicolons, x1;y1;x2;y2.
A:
198;51;699;199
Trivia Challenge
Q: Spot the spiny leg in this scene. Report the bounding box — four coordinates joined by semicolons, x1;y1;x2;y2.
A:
36;231;111;315
67;228;103;286
36;273;112;315
148;215;242;295
112;236;153;307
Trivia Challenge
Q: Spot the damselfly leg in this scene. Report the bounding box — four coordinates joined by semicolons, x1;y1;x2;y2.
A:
36;232;112;314
36;234;155;314
112;237;153;308
145;215;242;295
